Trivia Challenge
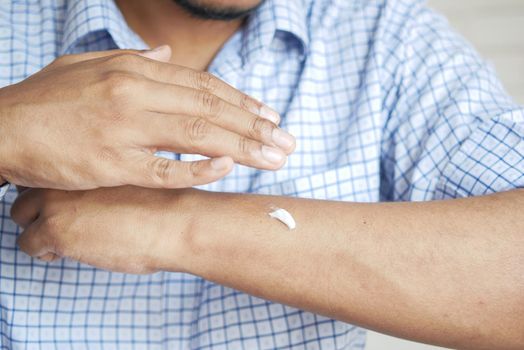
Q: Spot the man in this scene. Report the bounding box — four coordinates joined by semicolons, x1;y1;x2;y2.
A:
0;0;522;349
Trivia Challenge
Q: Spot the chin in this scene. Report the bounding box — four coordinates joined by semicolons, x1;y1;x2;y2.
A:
195;0;263;8
174;0;265;20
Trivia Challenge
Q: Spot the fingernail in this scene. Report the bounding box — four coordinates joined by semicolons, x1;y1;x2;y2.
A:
148;45;169;53
261;145;285;164
259;105;280;124
211;157;232;171
272;128;295;150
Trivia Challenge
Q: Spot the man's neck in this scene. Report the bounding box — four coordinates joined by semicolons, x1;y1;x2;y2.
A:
115;0;244;71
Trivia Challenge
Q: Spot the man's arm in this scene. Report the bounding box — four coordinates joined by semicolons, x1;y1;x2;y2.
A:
11;187;524;350
176;190;524;350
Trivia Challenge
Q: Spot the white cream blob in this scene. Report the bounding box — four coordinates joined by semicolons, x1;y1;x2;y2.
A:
268;208;296;230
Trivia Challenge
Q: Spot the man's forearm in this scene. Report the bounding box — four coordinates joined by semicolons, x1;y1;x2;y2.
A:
170;190;524;350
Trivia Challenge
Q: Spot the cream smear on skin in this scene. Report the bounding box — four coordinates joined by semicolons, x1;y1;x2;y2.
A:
268;208;296;230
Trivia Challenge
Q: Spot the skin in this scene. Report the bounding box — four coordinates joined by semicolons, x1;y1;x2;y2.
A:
10;187;524;350
115;0;263;70
4;0;524;349
0;46;294;190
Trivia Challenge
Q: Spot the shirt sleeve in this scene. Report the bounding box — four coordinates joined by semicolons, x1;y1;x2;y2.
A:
379;1;524;201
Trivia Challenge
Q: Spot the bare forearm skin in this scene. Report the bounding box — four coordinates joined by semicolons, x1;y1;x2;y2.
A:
168;190;524;350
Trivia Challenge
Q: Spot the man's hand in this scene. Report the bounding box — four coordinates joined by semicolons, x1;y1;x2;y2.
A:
10;186;197;274
0;45;295;190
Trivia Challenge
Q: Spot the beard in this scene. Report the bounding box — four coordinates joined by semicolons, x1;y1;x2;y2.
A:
173;0;264;21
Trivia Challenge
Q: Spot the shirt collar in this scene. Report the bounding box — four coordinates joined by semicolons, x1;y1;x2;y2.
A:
59;0;310;64
59;0;146;55
240;0;310;66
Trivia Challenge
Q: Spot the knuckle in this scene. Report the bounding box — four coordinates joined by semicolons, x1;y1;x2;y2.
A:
194;72;217;92
95;146;120;163
150;158;174;187
106;53;141;67
101;71;140;104
197;91;222;117
237;136;253;155
188;161;202;178
103;71;133;91
240;94;261;113
144;58;164;77
185;117;209;145
248;117;274;139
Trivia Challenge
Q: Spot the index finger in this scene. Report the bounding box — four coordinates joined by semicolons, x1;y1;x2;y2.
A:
134;60;281;124
54;46;281;124
178;70;281;124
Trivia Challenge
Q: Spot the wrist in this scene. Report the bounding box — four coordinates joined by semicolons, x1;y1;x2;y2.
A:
172;191;264;278
150;189;208;273
0;86;15;183
159;189;242;275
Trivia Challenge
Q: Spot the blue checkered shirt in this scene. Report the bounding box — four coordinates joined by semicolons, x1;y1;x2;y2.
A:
1;0;523;349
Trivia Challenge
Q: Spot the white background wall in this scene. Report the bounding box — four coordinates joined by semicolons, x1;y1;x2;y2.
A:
366;1;524;349
429;0;524;104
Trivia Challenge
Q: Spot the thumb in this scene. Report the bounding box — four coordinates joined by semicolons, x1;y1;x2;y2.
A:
51;45;172;67
139;45;172;62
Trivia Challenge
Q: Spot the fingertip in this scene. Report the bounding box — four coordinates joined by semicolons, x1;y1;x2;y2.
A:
38;253;59;262
210;156;234;173
269;158;288;171
140;45;172;62
259;105;281;125
286;137;297;155
273;129;296;155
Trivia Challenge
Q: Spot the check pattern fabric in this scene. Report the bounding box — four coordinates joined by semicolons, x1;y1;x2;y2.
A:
1;0;523;349
0;184;8;201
